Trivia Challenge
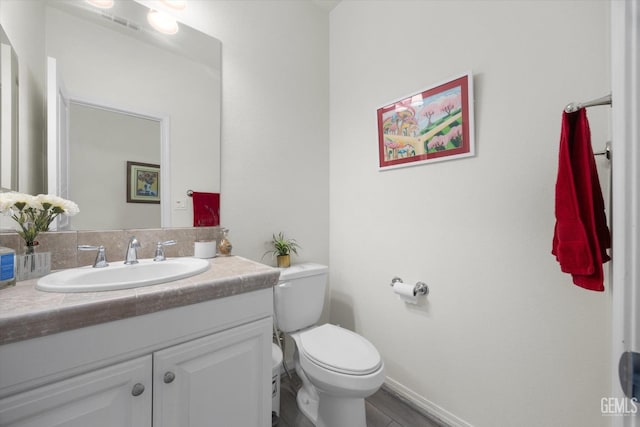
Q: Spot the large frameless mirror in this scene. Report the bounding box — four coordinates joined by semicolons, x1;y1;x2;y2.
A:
45;0;221;230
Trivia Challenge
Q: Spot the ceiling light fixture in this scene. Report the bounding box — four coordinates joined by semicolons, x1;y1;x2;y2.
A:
160;0;187;10
147;9;179;35
85;0;114;9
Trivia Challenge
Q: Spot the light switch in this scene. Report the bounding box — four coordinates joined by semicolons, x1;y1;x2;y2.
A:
175;199;187;210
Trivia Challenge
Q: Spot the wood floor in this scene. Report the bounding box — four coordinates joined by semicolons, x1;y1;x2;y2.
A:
275;373;445;427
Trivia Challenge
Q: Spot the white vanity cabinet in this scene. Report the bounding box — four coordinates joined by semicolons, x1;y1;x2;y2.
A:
0;355;153;426
153;318;271;426
0;287;274;427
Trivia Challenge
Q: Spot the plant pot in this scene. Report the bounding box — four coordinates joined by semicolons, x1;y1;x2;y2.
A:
276;255;290;268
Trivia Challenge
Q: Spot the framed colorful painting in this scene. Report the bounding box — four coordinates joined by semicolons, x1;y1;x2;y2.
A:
377;73;475;170
126;161;160;203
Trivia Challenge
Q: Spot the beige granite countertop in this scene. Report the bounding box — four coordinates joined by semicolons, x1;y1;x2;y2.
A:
0;256;280;346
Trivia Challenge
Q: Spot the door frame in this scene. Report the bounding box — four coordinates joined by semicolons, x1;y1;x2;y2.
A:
46;56;171;229
611;1;640;426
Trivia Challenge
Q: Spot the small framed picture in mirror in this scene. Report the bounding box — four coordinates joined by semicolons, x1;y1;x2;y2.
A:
127;161;160;204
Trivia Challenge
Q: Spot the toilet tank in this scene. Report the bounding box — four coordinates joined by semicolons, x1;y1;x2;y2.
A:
274;263;328;333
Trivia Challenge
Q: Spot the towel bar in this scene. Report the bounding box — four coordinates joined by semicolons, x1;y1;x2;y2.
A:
594;142;612;160
564;94;612;113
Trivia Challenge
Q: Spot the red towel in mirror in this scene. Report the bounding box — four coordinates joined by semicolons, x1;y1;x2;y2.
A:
192;192;220;227
552;109;610;291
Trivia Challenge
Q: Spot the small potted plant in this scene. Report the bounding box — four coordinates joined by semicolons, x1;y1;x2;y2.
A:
263;232;300;268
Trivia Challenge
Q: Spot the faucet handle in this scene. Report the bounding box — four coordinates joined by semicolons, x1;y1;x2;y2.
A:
78;245;109;268
154;240;177;262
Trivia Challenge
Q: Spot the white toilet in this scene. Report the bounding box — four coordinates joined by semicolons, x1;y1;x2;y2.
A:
274;263;385;427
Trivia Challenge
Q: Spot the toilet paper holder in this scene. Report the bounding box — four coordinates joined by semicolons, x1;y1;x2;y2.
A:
390;277;429;296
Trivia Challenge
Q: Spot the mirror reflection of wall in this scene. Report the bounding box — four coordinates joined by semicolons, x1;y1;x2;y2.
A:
0;24;19;191
69;102;161;230
45;0;221;230
0;1;47;199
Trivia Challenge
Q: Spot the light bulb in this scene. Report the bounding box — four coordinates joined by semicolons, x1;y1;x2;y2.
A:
147;10;179;35
85;0;114;9
160;0;187;10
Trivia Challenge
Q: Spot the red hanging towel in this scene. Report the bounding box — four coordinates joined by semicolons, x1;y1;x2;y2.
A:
552;109;610;291
192;192;220;227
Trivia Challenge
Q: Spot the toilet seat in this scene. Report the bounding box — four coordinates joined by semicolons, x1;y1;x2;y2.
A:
298;324;382;376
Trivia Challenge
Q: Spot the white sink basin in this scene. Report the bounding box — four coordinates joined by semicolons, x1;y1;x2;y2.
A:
36;257;211;293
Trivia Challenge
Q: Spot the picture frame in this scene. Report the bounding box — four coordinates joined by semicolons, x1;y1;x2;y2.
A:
126;161;160;204
377;72;475;170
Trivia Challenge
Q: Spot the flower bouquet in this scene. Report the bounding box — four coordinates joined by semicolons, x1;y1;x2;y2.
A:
0;192;79;280
0;192;79;252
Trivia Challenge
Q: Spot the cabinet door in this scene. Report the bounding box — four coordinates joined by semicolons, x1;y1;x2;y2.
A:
153;318;272;427
0;355;152;427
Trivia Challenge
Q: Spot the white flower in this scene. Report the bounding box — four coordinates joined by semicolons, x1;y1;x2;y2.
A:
62;200;80;216
0;192;79;242
36;194;80;216
0;192;41;213
22;194;42;210
0;192;18;212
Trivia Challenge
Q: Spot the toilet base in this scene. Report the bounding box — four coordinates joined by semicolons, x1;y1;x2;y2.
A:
294;363;367;427
296;386;319;424
316;392;366;427
295;387;367;427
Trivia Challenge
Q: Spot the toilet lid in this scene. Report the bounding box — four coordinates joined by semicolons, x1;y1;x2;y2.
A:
299;324;382;375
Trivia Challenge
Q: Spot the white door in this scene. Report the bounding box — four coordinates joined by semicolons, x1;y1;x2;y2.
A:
611;1;640;425
153;318;272;427
0;356;152;427
46;56;70;230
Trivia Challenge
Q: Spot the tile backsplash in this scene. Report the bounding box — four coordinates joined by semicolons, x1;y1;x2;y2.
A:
0;227;221;270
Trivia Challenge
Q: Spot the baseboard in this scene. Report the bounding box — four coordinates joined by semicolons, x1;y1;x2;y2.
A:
277;357;474;427
383;376;474;427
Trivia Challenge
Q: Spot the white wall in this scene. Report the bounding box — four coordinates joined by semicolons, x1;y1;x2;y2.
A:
330;1;611;427
173;1;330;266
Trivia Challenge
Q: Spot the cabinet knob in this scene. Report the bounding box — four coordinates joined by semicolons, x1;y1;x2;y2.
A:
164;371;176;384
131;383;145;396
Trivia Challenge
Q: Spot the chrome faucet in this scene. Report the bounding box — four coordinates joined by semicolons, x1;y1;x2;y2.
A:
124;236;141;265
153;240;176;261
78;245;109;268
